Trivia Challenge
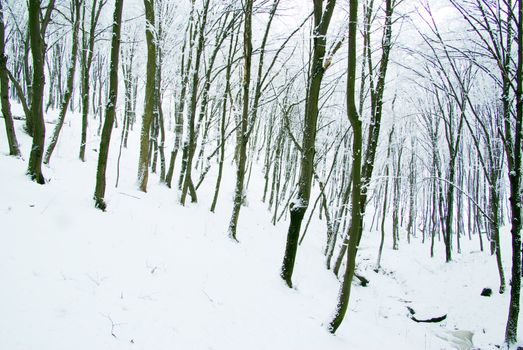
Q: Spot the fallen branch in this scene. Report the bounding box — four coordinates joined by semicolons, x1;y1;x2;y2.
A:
354;273;369;287
411;314;447;323
407;306;447;323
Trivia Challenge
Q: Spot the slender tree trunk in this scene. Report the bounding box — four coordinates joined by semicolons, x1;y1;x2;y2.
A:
44;0;81;165
328;174;351;272
121;38;136;150
356;0;393;247
330;0;394;333
210;33;236;213
23;27;33;136
376;129;393;270
328;0;360;333
406;138;416;243
180;0;211;204
158;97;166;182
280;0;337;288
156;11;166;184
93;0;124;210
165;14;193;189
0;0;20;157
392;143;403;250
79;0;104;161
489;180;506;293
228;0;253;241
505;0;522;343
27;0;53;184
137;0;157;192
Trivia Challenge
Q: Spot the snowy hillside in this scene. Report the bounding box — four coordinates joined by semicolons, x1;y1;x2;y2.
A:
0;104;518;350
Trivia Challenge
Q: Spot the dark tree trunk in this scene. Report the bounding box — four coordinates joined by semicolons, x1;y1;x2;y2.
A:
93;0;124;210
27;0;54;184
328;0;360;333
0;0;20;157
23;27;32;136
280;0;336;288
329;0;394;333
505;0;522;343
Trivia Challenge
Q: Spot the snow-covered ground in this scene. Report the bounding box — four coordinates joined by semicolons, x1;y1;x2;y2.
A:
0;104;519;349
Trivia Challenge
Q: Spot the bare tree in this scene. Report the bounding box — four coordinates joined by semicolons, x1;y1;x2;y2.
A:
93;0;124;210
26;0;55;184
44;0;82;165
280;0;336;288
79;0;106;162
329;0;396;333
180;0;211;205
0;0;20;157
137;0;157;192
328;0;359;333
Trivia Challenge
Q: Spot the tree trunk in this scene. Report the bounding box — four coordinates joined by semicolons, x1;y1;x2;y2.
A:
228;0;253;241
210;33;236;213
165;9;194;189
44;0;81;165
406;137;416;243
392;142;403;251
137;0;157;192
180;0;210;204
505;0;522;343
23;27;32;135
329;0;360;333
376;129;393;270
79;0;104;162
93;0;124;210
27;0;52;184
330;0;394;333
0;0;20;157
280;0;336;288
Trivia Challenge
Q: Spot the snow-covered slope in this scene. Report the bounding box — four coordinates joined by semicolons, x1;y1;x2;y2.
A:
0;105;519;349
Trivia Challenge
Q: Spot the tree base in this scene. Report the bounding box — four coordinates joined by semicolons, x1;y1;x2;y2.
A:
94;196;107;211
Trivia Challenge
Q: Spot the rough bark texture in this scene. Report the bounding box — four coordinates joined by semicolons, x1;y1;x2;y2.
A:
280;0;336;288
93;0;124;210
137;0;157;192
27;0;50;184
0;0;20;157
505;0;522;343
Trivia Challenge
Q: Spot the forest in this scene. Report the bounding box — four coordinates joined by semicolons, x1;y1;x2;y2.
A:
0;0;522;349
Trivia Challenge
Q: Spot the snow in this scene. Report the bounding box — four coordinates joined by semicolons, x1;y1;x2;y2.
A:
0;103;520;349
